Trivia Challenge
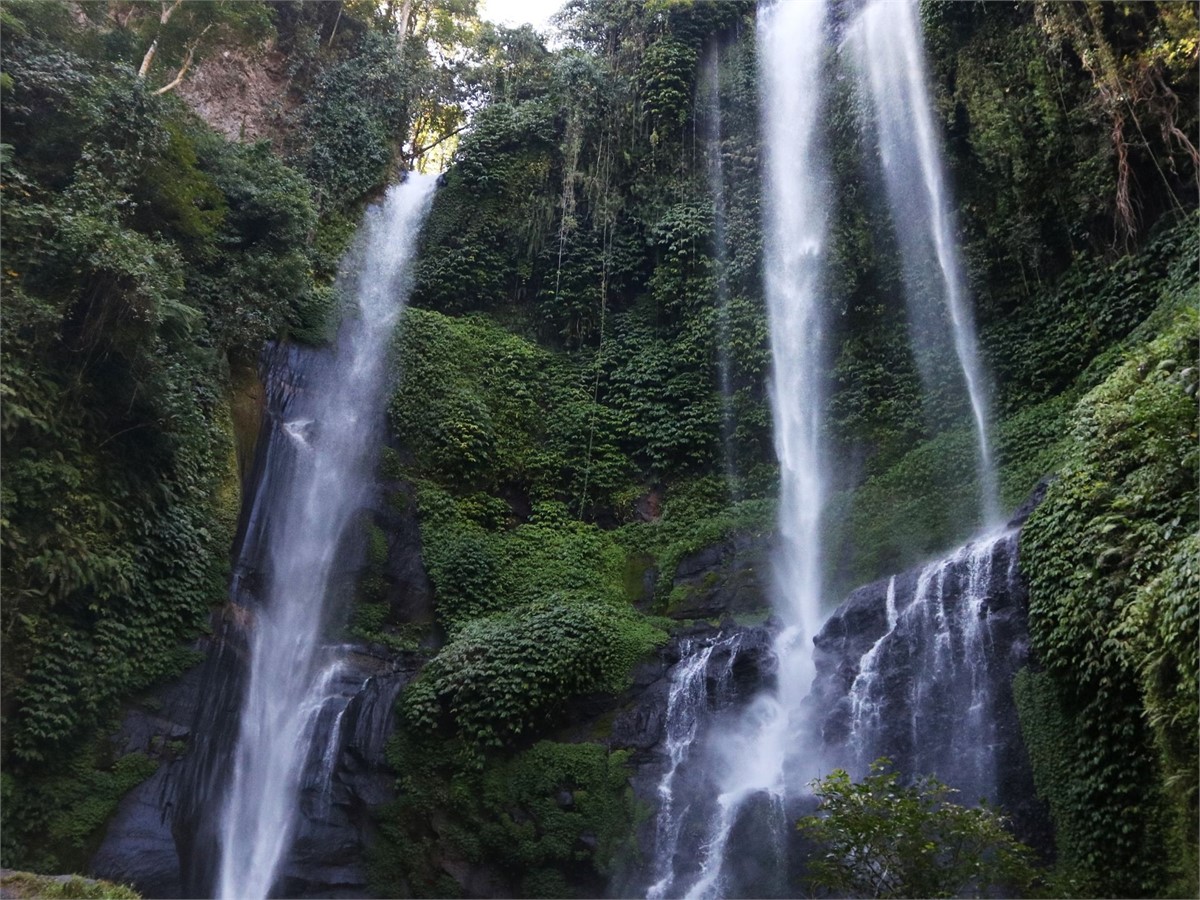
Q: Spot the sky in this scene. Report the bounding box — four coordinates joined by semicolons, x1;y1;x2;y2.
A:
478;0;565;33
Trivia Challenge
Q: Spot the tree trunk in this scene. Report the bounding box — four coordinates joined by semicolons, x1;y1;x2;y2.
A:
396;0;415;57
153;24;213;96
137;0;184;80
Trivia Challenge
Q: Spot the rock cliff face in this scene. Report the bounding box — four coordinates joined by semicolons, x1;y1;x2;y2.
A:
90;662;207;899
91;343;435;899
278;649;422;899
667;533;769;619
178;48;293;146
808;487;1052;851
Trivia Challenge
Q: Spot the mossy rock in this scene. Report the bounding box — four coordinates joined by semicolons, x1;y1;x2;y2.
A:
0;870;140;899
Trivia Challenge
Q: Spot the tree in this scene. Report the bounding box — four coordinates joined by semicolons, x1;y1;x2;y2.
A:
797;761;1040;899
101;0;271;95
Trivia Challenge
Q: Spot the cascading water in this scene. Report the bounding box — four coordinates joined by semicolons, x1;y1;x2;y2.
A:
849;0;1000;526
847;529;1016;800
845;576;898;743
647;637;729;900
215;174;436;900
642;3;1020;895
658;3;833;897
757;0;831;727
810;521;1044;841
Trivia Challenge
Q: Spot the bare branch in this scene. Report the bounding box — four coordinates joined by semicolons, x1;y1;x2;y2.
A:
410;121;470;159
137;0;185;79
152;23;214;96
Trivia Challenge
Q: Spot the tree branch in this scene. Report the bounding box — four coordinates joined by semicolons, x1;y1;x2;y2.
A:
410;121;470;160
152;23;214;96
137;0;184;79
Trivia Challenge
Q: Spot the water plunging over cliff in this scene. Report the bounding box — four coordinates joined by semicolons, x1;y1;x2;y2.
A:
758;0;831;741
649;4;833;897
215;175;436;900
849;0;1000;526
809;514;1049;848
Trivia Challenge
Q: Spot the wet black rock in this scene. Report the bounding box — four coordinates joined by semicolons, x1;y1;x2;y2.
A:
808;489;1053;854
90;656;212;899
89;640;421;900
281;648;421;900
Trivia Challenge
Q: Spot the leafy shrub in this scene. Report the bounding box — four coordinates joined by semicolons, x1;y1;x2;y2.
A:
294;31;408;210
797;761;1041;899
403;597;665;751
373;739;634;899
1018;306;1198;896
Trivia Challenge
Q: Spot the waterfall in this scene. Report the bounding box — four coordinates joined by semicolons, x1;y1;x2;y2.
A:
849;0;1000;526
703;47;739;500
215;175;436;900
758;0;831;705
650;4;833;897
814;526;1033;816
846;576;898;743
646;639;722;900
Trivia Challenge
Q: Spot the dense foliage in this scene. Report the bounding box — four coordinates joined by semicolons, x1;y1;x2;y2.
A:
1;0;1195;895
1016;298;1198;897
0;0;432;871
797;761;1041;899
372;738;635;898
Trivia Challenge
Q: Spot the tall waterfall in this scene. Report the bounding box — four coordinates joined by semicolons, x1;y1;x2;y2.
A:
850;0;1000;526
759;0;831;731
654;3;833;897
215;175;436;900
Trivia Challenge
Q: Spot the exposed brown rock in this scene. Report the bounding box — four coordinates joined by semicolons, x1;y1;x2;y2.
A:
178;47;294;146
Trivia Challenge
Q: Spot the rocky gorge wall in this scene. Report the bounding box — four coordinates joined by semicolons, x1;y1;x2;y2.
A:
90;343;435;899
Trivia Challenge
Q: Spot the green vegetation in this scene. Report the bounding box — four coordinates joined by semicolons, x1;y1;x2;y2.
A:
372;738;635;898
1;0;1196;895
1015;303;1198;897
797;761;1044;899
0;0;461;874
0;741;156;875
403;597;664;751
0;870;140;900
825;217;1198;592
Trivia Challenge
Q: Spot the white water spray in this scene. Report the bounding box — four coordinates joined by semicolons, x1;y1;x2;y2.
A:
216;175;436;900
850;0;1000;526
666;3;833;896
760;0;831;683
844;526;1019;805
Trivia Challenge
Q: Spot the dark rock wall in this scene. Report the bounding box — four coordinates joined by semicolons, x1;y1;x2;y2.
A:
809;491;1052;852
90;343;433;899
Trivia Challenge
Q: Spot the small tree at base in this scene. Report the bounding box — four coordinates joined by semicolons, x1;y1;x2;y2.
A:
797;759;1040;899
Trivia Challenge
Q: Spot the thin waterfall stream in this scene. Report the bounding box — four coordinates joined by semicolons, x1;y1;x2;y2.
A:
849;0;1000;527
703;46;739;500
215;175;436;900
